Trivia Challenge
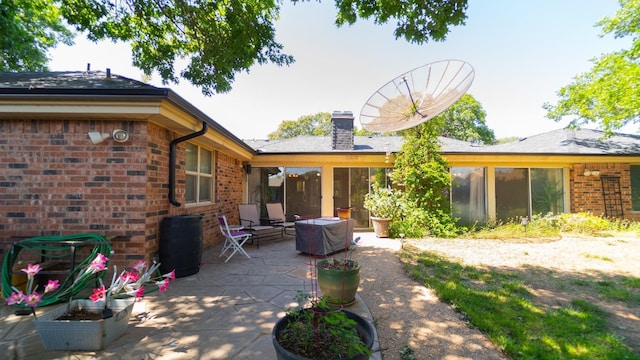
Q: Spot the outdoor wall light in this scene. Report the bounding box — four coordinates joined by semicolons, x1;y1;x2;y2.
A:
583;167;600;177
88;129;130;144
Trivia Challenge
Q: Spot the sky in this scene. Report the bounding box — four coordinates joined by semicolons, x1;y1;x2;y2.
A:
48;0;633;140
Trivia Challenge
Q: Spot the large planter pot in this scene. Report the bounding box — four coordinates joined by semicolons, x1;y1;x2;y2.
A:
33;298;135;351
316;259;360;307
272;309;374;360
370;217;391;238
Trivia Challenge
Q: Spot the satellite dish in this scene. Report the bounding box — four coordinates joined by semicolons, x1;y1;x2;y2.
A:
359;59;475;133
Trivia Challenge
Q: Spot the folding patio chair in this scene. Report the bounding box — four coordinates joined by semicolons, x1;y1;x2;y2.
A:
266;203;296;236
216;214;251;262
237;204;275;248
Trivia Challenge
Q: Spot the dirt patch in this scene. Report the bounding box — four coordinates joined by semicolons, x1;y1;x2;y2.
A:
406;233;640;354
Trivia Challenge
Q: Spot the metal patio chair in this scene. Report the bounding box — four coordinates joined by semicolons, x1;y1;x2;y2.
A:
216;214;251;262
237;203;276;248
265;203;296;236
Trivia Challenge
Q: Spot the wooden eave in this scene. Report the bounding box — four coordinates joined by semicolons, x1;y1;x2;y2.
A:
0;94;255;161
250;153;390;168
443;153;638;167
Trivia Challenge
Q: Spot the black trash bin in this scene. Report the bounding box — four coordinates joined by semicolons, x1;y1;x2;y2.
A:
159;215;203;278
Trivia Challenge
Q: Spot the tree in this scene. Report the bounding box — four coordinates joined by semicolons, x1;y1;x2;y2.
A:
2;0;468;95
393;121;451;214
0;0;73;71
430;94;496;144
544;0;640;136
390;120;460;237
268;112;332;139
333;0;468;44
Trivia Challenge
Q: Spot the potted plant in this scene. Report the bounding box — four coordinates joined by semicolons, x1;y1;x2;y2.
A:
316;237;361;306
363;185;401;237
272;292;374;360
5;253;175;351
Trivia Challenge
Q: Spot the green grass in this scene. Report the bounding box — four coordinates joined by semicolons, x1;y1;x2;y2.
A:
582;253;613;262
463;212;640;240
400;246;638;359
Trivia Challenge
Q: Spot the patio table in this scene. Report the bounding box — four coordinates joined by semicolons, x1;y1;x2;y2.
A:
295;218;354;256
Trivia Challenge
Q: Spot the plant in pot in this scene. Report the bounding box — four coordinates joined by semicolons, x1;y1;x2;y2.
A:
272;291;374;360
363;185;402;238
5;253;175;351
316;237;361;306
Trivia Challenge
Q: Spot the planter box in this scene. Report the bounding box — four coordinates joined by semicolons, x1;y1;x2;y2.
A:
34;298;135;351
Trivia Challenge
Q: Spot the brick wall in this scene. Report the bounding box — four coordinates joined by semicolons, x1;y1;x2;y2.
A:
0;119;246;269
570;163;638;221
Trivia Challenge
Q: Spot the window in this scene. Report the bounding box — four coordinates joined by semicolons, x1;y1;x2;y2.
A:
631;165;640;211
185;142;214;204
451;167;486;225
495;167;564;221
531;168;563;214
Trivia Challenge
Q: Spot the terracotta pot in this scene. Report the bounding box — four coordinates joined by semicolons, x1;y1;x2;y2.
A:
371;217;391;238
337;208;352;220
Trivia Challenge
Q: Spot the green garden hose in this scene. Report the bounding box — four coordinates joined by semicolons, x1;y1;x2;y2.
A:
2;233;112;307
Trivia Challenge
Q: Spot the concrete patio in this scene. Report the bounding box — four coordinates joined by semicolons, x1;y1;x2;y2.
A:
1;232;381;359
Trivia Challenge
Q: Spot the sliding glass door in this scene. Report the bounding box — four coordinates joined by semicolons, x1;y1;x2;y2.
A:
285;167;322;219
495;167;564;221
451;167;486;226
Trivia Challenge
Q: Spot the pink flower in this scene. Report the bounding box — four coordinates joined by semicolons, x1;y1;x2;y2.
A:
24;292;42;307
44;280;60;293
89;285;107;302
164;270;176;280
120;270;140;283
134;286;145;299
6;291;24;306
132;260;146;273
88;253;109;273
157;278;170;293
21;263;42;278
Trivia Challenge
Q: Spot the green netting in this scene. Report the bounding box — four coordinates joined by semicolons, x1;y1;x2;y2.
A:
2;233;112;307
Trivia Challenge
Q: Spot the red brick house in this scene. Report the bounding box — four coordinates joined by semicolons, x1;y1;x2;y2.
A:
0;71;254;267
1;71;639;269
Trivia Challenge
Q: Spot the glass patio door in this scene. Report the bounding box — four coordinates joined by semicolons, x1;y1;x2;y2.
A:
285;167;321;219
333;168;370;228
451;167;487;226
495;167;565;221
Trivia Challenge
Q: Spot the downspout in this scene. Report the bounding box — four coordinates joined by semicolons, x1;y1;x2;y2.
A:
169;122;208;206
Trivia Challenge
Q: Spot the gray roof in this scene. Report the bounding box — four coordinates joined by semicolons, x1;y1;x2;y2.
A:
244;128;640;156
465;128;640;155
0;71;255;154
245;136;405;154
0;71;159;93
2;72;638;157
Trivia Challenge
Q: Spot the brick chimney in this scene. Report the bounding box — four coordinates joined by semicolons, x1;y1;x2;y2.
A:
331;111;354;150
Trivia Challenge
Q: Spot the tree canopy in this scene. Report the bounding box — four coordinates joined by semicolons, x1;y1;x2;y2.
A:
0;0;73;71
1;0;468;95
544;0;639;136
426;94;496;144
268;112;380;139
269;94;494;143
268;112;333;139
